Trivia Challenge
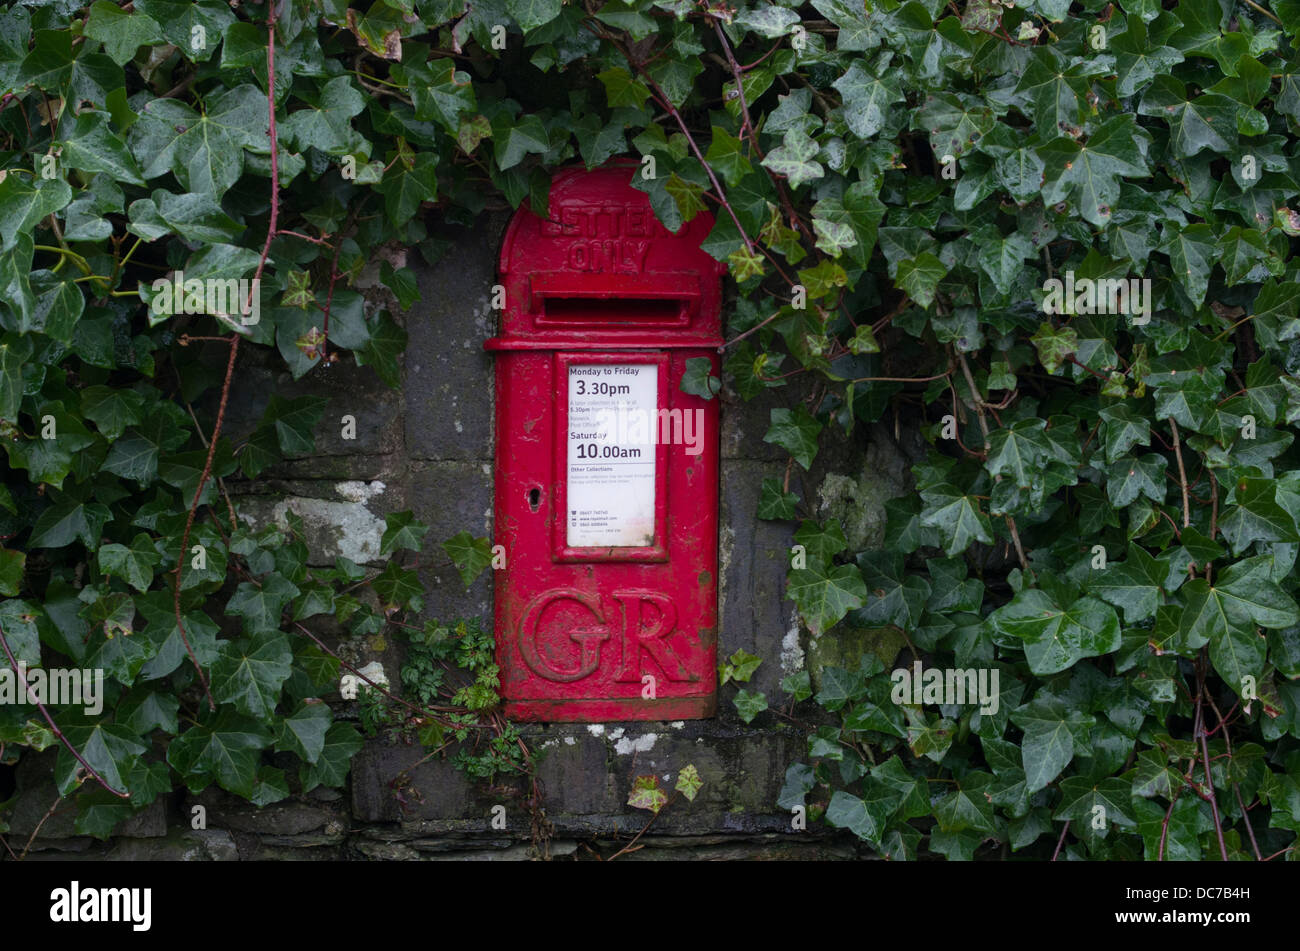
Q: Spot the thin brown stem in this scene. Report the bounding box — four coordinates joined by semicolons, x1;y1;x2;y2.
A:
1051;820;1070;860
1170;418;1190;528
957;351;1027;570
0;623;129;798
20;793;63;859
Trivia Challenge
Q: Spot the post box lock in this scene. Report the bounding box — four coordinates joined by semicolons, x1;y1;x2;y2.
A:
485;160;725;721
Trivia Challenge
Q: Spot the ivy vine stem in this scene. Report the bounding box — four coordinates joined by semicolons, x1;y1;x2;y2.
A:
1169;418;1190;529
956;350;1027;570
0;621;130;799
1193;653;1230;861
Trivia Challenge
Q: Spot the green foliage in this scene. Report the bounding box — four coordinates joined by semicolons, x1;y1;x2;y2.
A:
2;0;1299;861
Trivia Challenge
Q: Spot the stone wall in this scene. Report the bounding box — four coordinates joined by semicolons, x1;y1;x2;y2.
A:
10;213;920;861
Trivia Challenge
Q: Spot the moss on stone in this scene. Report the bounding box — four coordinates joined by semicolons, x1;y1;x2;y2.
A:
806;626;906;690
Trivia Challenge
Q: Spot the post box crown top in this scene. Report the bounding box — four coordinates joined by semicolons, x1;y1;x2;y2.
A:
488;161;726;351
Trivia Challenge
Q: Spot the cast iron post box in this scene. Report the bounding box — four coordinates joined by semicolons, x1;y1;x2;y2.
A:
485;161;725;721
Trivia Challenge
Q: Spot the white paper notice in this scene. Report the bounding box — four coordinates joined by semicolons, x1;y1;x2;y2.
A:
567;364;657;547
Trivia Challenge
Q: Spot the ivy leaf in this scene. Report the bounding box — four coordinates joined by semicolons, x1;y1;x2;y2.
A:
97;533;161;593
674;763;702;801
832;62;903;140
281;76;366;156
934;773;998;834
1055;776;1137;828
680;356;721;399
129;84;268;195
985;418;1051;489
627;774;668;812
166;711;272;798
1029;322;1078;375
135;0;236;63
763;406;823;469
0;600;42;666
1172;563;1297;654
916;91;994;159
1209;625;1267;701
0;338;28;420
918;483;994;557
380;511;429;557
79;386;145;441
988;589;1121;675
0;176;72;253
225;574;301;636
211;632;293;721
301;723;362;792
1010;694;1095;793
250;766;291;808
761;128;824;189
1039;115;1151;225
726;245;765;282
787;563;867;635
825;783;899;846
719;648;762;685
1098;402;1151;464
139;606;221;680
735;4;800;36
1218;477;1300;554
978;231;1034;297
1088;544;1165;623
1111;18;1184;97
596;67;651;108
403;61;477;134
275;701;332;763
84;1;163;65
664;173;706;223
128;189;244;245
1159;223;1218;308
733;688;768;723
0;549;24;597
703;126;752;186
377;151;439;225
265;394;328;455
29;497;113;549
894;252;947;309
54;721;146;797
505;0;562;30
441;531;492;587
355;312;407;388
58;111;146;186
1105;453;1167;508
1138;76;1237;158
757;478;800;519
371;561;422;609
815;665;867;712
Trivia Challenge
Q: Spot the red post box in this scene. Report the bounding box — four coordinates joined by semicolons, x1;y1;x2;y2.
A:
485;161;725;721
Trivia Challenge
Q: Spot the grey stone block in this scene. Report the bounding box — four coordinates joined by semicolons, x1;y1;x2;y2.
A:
185;789;345;836
404;218;507;462
409;461;494;622
719;460;799;705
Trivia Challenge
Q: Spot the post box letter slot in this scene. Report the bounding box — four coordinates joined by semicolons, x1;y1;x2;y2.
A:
542;297;685;324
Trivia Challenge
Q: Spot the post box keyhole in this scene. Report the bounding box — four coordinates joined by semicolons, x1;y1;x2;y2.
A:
528;487;541;512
